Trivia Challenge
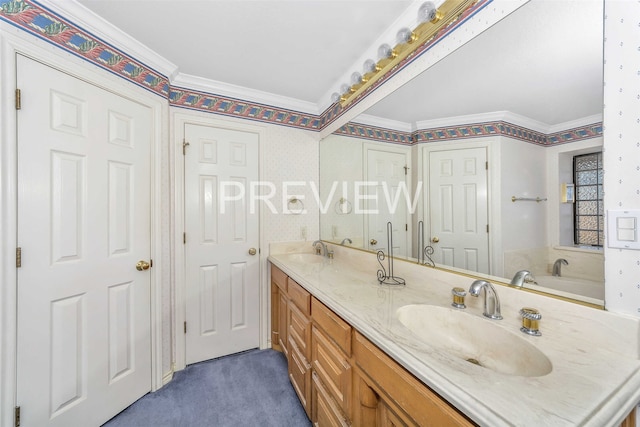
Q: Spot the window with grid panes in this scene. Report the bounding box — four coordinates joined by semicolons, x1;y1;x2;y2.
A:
573;152;603;246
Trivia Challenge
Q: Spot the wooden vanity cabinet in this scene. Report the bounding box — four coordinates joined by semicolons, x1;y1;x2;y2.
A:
271;263;639;427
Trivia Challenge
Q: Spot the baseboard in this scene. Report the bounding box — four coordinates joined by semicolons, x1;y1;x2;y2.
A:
162;369;174;386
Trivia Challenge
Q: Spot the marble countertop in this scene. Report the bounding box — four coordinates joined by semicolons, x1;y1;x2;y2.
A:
268;243;640;426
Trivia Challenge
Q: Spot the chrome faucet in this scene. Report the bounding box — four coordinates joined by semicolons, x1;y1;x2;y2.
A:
552;258;568;277
468;280;503;320
312;240;328;257
340;237;352;245
510;270;536;288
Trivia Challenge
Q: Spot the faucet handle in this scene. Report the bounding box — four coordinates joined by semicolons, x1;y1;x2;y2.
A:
520;307;542;336
451;287;467;309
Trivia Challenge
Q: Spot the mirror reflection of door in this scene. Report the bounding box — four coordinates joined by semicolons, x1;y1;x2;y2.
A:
428;148;489;273
365;146;409;257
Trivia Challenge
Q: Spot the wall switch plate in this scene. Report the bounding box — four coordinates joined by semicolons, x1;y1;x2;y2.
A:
608;210;640;250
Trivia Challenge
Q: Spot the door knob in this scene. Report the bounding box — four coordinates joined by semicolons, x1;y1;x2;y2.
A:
136;260;150;271
370;239;378;245
431;237;440;243
248;248;257;256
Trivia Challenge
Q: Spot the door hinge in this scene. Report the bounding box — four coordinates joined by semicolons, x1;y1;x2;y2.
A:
15;89;21;110
182;139;190;155
183;232;186;244
486;161;488;170
404;165;409;175
184;321;187;334
405;224;408;231
14;406;20;427
16;247;21;268
487;224;489;233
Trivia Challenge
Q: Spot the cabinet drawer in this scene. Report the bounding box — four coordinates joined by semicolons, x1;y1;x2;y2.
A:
289;337;311;418
311;325;351;417
288;277;311;315
354;332;473;426
289;303;311;360
312;371;349;427
312;297;351;356
271;265;288;292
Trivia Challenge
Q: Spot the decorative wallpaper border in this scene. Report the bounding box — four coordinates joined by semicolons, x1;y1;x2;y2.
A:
169;87;321;130
339;120;603;146
0;0;170;96
334;122;413;145
547;123;603;145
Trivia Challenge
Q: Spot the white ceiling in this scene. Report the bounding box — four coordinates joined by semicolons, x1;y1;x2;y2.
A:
75;0;603;128
76;0;413;105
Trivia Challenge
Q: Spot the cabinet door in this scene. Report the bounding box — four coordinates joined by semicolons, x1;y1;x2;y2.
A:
289;337;311;418
379;400;410;427
279;291;289;358
312;371;349;427
271;282;282;352
311;326;351;417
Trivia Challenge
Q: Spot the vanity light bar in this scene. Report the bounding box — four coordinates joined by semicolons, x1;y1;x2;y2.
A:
339;0;478;108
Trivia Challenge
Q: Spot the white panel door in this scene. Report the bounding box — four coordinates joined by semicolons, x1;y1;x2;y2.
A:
366;148;409;257
16;55;152;426
184;123;260;364
428;148;489;273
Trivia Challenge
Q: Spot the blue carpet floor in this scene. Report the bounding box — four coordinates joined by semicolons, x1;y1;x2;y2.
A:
103;349;311;427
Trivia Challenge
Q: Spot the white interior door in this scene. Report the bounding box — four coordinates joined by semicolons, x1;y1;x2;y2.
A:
184;123;260;365
16;55;152;426
428;148;489;273
366;148;409;256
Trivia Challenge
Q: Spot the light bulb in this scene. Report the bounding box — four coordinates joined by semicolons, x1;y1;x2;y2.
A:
350;72;362;85
340;84;350;95
396;27;415;44
377;43;394;60
363;59;378;74
331;92;341;103
418;1;437;22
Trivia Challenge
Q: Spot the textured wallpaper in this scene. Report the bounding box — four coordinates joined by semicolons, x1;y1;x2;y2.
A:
263;126;320;246
603;0;640;316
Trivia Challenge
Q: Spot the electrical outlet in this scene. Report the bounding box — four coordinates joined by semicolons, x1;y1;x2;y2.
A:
301;226;307;240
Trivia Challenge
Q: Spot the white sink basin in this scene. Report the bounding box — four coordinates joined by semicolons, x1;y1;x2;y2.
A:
396;304;552;377
281;253;325;264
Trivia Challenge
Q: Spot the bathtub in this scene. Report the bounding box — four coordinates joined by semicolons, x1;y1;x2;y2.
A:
531;275;604;301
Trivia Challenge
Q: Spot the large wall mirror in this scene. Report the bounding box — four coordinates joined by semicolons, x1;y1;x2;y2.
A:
320;0;605;306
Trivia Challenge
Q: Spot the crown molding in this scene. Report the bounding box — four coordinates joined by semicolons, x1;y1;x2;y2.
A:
353;113;413;133
172;73;320;116
547;113;603;133
415;111;548;133
35;0;178;80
